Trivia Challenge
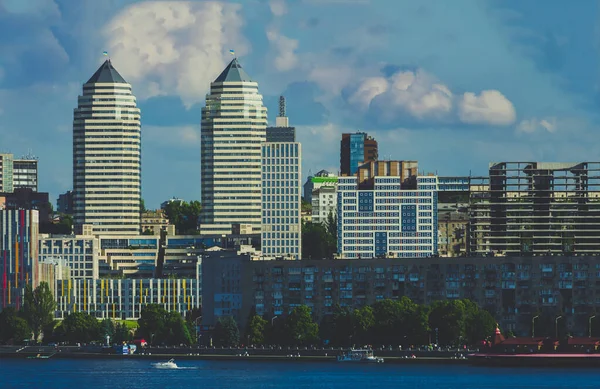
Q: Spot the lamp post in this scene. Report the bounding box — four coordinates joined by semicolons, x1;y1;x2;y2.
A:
271;316;278;326
194;316;203;345
589;315;596;338
532;315;539;338
555;315;563;339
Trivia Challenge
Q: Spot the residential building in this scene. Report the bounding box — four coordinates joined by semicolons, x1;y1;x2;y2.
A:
340;132;378;176
0;209;39;309
437;207;468;257
13;156;38;192
73;60;141;236
54;277;200;320
160;197;184;210
200;58;267;235
0;154;13;193
0;189;51;224
337;160;438;259
469;162;600;255
261;100;302;259
141;210;175;236
57;191;74;214
39;235;99;279
311;186;337;224
303;170;337;203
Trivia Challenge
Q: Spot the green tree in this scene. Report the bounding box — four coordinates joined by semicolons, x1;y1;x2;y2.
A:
23;282;56;343
137;304;168;344
213;316;240;347
428;300;467;346
246;314;268;345
284;305;319;346
352;305;375;345
164;311;193;345
163;200;202;234
0;307;31;344
61;312;101;343
101;319;115;342
463;299;497;345
140;198;147;213
301;200;312;213
320;305;353;346
301;222;335;259
114;322;131;344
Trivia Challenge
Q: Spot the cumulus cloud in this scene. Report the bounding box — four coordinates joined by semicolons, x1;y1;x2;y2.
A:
516;117;557;134
266;0;299;72
458;90;516;126
144;125;200;147
102;1;249;107
348;68;515;126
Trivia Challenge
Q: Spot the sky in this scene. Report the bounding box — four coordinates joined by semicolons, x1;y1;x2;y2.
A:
1;0;599;208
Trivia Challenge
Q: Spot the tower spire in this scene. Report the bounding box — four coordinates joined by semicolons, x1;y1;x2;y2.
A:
275;95;289;127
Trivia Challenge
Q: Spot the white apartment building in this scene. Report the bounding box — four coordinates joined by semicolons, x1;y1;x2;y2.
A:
200;58;267;235
0;153;38;192
337;162;439;259
39;235;99;279
311;185;337;224
261;142;302;259
73;60;141;235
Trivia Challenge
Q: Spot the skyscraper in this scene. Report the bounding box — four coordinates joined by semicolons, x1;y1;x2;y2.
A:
261;97;302;259
0;153;39;192
340;132;378;176
200;58;267;234
73;60;141;235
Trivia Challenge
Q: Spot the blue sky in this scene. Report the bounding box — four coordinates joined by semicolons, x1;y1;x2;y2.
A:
1;0;599;208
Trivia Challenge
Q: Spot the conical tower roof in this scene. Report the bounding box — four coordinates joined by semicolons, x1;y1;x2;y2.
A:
214;58;252;83
86;60;128;84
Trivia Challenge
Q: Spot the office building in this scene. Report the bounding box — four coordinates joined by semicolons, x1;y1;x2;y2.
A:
303;170;337;203
54;277;200;320
261;99;302;259
57;191;74;214
469;162;600;255
73;60;141;236
200;58;267;235
0;153;39;192
39;235;99;279
0;209;39;309
337;160;438;259
311;186;337;225
340;132;378;176
266;96;295;142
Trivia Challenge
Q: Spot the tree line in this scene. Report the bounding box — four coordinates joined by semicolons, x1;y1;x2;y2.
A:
213;298;499;348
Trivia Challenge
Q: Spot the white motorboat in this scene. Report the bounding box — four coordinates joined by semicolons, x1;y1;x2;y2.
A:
337;349;384;363
152;359;178;369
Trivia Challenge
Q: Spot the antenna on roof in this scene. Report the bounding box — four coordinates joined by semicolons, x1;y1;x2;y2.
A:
279;96;286;117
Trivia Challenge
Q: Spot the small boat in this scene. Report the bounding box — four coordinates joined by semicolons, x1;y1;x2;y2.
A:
27;354;52;359
337;349;384;363
152;359;178;369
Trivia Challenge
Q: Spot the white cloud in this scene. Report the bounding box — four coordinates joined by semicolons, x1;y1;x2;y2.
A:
516;117;557;134
144;125;200;147
269;0;287;16
458;90;516;126
266;28;299;71
102;1;249;107
308;66;355;98
0;0;60;18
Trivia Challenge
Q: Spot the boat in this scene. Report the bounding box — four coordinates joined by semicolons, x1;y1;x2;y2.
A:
152;359;178;369
337;349;384;363
27;354;52;359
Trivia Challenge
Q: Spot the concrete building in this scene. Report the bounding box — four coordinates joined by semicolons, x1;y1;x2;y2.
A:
0;153;39;192
0;209;39;309
303;170;337;204
437;207;468;257
54;277;200;320
337;161;437;259
141;210;175;236
200;58;267;235
340;132;378;176
73;60;141;236
57;191;74;214
266;96;295;142
0;189;50;224
469;162;600;255
201;252;600;337
311;186;337;225
39;235;99;279
261;98;302;260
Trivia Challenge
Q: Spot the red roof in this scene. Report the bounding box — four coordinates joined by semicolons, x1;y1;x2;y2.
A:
567;337;600;345
499;337;545;346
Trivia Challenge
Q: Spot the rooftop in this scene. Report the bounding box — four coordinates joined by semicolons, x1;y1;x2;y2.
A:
86;60;128;84
214;58;253;83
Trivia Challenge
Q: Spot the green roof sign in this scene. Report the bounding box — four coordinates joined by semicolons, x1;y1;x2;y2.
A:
311;177;338;183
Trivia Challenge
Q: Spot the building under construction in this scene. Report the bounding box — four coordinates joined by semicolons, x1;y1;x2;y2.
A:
469;162;600;255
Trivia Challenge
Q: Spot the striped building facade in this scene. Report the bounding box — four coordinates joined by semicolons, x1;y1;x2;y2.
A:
73;60;141;236
0;209;39;309
55;278;200;320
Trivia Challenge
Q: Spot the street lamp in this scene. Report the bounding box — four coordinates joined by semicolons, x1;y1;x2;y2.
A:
555;315;563;339
532;315;539;338
194;316;203;345
589;315;596;338
271;316;278;326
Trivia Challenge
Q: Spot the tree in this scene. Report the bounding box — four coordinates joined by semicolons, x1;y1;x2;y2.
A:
325;211;337;244
284;305;319;346
463;300;497;345
301;200;312;213
352;305;375;345
164;311;193;345
246;314;268;345
428;300;467;346
301;222;336;259
140;198;147;213
114;322;131;344
163;200;202;234
0;308;31;344
101;319;115;342
61;312;101;343
213;316;240;347
23;282;56;342
137;304;168;344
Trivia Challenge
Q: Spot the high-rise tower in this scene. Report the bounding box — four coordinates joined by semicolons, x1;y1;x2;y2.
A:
340;132;378;176
200;58;267;234
73;60;141;235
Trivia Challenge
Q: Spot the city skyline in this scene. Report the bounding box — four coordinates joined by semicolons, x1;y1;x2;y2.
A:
1;0;598;208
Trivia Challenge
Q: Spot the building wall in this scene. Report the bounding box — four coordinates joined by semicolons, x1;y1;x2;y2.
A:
340;133;378;176
0;209;39;309
0;154;13;193
13;159;38;192
73;65;141;235
200;61;267;234
261;142;302;259
39;235;98;279
337;175;438;259
201;254;600;336
55;278;200;320
311;186;337;224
